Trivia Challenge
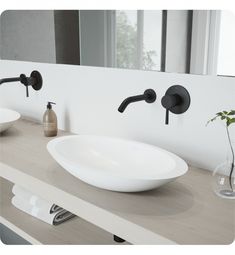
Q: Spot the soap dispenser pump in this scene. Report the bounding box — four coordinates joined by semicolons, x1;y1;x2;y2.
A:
43;102;57;137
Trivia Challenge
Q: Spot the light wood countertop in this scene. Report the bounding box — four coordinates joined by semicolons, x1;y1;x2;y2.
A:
0;119;234;244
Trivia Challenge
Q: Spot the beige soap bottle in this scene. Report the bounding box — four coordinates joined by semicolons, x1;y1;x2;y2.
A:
43;102;57;137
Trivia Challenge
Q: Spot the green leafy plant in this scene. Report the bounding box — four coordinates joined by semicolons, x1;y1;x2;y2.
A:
207;110;235;191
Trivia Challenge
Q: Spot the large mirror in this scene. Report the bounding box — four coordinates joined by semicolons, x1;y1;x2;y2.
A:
0;10;234;76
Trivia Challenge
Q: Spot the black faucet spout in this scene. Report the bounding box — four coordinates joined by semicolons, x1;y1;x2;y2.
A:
118;89;156;113
0;77;21;85
0;70;43;97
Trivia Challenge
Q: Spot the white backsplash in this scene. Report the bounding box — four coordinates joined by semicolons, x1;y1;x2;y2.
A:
0;60;235;171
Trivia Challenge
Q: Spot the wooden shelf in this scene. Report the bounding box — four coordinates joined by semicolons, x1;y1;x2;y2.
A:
0;178;124;245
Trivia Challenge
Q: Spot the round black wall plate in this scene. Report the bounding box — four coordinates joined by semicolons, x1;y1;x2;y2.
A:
31;70;43;91
165;85;190;114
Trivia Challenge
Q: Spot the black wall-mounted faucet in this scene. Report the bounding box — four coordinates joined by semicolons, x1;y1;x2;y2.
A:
0;70;43;97
118;89;157;113
161;85;190;125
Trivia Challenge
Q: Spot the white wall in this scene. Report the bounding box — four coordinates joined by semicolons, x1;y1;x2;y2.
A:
0;60;235;172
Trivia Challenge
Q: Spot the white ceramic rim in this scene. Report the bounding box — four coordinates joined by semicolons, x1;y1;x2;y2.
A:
47;135;188;181
0;108;21;124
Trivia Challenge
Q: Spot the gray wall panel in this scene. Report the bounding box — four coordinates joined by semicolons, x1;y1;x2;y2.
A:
0;10;56;63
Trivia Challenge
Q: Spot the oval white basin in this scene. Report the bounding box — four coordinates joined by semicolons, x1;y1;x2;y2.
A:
0;108;21;133
47;135;188;192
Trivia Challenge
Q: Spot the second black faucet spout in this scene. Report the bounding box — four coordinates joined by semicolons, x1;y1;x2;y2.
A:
118;89;156;113
0;77;21;85
0;71;43;97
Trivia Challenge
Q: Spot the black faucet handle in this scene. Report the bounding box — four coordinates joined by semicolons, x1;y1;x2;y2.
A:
161;94;181;110
165;109;169;125
161;94;181;125
161;85;190;125
26;85;29;97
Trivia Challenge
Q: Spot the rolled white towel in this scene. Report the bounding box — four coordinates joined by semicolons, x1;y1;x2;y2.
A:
11;196;75;225
12;184;61;213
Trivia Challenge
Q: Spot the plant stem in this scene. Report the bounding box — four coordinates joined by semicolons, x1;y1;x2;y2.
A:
226;125;234;191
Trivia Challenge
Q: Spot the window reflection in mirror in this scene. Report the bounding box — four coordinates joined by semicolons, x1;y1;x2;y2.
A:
80;10;162;71
1;10;235;77
217;11;235;76
115;10;162;71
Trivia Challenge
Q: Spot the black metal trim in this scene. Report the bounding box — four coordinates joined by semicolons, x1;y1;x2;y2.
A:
161;10;167;72
113;235;125;243
186;10;193;74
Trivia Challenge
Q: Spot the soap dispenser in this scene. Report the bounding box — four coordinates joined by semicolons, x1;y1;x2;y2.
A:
43;102;57;137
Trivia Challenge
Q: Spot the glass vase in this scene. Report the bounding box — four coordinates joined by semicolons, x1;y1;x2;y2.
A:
213;141;235;199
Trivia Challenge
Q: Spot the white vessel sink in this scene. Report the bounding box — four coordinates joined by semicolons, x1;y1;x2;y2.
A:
47;135;188;192
0;108;21;133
